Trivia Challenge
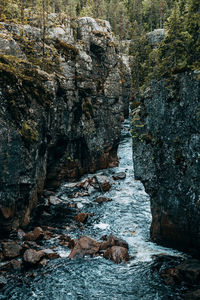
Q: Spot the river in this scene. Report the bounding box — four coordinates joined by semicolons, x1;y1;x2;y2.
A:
1;120;185;300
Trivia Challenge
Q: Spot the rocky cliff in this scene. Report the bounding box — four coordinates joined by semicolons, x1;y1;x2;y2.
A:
0;16;132;234
132;72;200;253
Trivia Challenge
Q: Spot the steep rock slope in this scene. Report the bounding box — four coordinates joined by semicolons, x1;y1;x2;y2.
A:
0;16;132;234
132;72;200;253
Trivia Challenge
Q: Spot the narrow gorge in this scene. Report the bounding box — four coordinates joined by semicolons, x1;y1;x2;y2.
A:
0;3;200;299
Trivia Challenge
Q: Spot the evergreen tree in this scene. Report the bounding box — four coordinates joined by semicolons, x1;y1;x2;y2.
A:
157;1;191;73
185;0;200;68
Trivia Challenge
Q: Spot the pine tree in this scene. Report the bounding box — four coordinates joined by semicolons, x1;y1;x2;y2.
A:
157;1;191;73
185;0;200;68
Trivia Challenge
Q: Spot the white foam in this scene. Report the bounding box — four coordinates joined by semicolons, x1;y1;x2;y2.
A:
93;223;110;230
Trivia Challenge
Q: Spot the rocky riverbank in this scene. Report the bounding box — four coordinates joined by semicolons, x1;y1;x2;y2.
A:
0;15;132;235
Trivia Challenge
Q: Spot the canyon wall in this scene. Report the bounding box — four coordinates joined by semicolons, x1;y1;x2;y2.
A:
0;16;132;234
132;72;200;253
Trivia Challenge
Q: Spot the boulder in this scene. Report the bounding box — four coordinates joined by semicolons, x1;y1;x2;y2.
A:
94;197;112;204
160;259;200;286
49;196;62;205
2;242;22;259
112;172;126;180
95;175;111;192
103;246;129;264
100;234;128;250
43;249;60;260
23;249;45;265
68;236;100;259
24;227;44;241
74;213;92;224
10;259;22;270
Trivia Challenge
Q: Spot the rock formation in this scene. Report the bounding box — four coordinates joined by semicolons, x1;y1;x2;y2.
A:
132;72;200;253
0;16;132;234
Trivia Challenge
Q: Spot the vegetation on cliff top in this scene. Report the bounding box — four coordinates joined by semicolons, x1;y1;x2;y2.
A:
129;0;200;97
0;0;199;98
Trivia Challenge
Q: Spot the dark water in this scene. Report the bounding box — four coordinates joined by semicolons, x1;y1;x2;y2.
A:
1;120;185;300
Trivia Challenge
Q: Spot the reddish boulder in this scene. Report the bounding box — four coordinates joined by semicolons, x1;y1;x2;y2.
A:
103;246;129;264
10;259;22;270
94;197;112;204
69;236;100;259
95;175;111;192
2;242;22;259
24;227;44;241
100;235;128;250
43;249;60;260
23;249;45;265
74;213;93;224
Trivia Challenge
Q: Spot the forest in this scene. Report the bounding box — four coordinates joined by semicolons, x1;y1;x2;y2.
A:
0;0;199;97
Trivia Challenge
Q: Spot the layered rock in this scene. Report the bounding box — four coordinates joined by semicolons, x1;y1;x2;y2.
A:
0;16;132;234
132;72;200;253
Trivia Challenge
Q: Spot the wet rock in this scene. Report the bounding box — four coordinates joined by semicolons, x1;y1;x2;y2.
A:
74;213;93;224
185;289;200;300
10;259;22;270
24;241;40;249
43;190;55;197
0;261;11;271
103;246;129;264
49;196;62;206
68;239;76;249
69;191;90;198
43;249;60;260
17;229;25;240
95;175;111;192
94;197;112;204
24;227;44;241
161;259;200;286
0;251;4;262
112;172;126;180
100;235;129;250
39;258;48;267
0;276;7;288
2;242;22;259
23;249;45;266
68;236;100;259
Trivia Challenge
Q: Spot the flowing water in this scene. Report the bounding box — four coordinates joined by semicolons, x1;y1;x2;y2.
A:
1;120;186;300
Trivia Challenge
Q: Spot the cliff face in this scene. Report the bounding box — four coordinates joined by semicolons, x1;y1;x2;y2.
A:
132;72;200;253
0;16;132;234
